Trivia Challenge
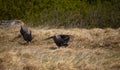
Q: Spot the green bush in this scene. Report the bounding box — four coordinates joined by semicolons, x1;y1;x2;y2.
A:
0;0;120;28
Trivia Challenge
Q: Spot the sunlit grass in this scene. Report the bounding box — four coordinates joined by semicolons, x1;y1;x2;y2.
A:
0;26;120;70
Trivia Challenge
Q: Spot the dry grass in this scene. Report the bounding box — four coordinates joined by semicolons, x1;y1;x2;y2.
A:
0;26;120;70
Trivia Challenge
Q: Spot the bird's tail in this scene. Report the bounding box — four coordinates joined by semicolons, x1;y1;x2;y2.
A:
43;36;54;40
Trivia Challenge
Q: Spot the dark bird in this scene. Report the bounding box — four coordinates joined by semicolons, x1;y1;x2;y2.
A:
20;25;33;43
44;34;72;48
20;25;28;36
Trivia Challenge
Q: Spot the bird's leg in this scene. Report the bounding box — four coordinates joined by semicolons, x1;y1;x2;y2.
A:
24;41;29;45
27;41;30;45
64;44;68;48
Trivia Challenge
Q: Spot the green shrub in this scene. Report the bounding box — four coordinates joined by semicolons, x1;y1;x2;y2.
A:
0;0;120;28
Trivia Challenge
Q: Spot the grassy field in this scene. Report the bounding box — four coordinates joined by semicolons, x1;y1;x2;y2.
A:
0;26;120;70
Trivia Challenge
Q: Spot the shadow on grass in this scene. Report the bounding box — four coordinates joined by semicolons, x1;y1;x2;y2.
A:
49;47;57;50
18;42;28;45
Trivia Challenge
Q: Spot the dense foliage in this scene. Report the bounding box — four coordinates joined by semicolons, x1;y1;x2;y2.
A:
0;0;120;28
